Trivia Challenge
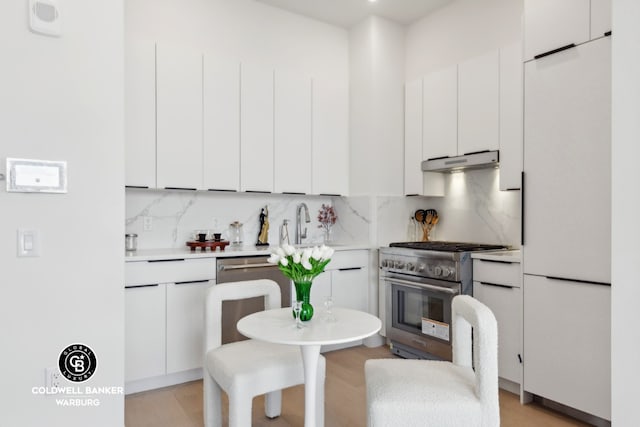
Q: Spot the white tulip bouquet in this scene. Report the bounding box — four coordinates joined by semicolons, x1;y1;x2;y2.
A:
267;243;334;283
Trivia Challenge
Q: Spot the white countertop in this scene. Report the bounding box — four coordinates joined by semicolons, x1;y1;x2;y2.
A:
471;249;521;263
125;243;372;262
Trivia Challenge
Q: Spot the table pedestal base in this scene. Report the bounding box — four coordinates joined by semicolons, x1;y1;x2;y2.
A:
301;344;322;427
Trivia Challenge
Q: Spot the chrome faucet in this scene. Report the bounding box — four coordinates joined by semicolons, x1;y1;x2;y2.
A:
295;203;311;244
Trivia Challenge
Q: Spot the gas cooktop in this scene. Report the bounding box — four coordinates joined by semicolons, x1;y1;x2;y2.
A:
389;241;508;252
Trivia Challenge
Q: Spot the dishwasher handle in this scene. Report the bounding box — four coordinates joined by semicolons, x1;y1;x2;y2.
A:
218;262;275;271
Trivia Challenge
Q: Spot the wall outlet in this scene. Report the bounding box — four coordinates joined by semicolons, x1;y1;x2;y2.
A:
45;367;63;388
143;216;153;231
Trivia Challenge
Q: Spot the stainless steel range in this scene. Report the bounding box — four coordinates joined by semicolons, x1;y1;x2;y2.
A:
379;241;507;361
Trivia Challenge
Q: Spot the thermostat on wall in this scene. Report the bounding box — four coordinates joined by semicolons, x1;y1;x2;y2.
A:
29;0;61;37
6;158;67;193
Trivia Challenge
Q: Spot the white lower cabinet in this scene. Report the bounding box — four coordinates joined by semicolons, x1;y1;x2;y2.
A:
332;267;368;312
166;280;214;374
523;275;611;420
125;284;166;383
124;258;216;393
473;258;522;389
310;250;368;312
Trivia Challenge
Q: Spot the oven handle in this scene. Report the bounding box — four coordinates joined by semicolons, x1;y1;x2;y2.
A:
385;277;458;295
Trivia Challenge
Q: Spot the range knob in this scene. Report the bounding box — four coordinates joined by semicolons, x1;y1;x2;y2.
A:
394;261;406;269
406;262;416;272
434;266;443;277
443;267;455;279
381;259;390;268
417;263;426;272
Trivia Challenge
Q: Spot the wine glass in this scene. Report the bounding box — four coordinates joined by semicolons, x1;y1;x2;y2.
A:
293;301;303;329
323;296;335;322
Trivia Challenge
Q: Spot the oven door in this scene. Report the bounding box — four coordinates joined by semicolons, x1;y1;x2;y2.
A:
385;275;459;360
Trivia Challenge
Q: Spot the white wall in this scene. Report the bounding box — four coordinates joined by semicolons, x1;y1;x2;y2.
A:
126;0;348;88
611;0;640;424
406;0;523;79
349;16;406;196
0;1;124;426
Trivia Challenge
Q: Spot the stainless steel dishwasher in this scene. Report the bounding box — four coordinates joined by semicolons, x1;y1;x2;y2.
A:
216;256;291;344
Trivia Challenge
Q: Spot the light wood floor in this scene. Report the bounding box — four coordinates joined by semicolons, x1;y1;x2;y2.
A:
125;345;589;427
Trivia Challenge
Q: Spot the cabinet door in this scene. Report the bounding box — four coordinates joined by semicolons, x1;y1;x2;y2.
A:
166;280;214;374
474;282;521;384
524;38;610;283
458;50;500;155
156;43;203;190
274;70;312;194
124;41;156;188
523;0;590;61
241;63;274;192
312;78;349;196
422;65;457;160
591;0;612;39
523;275;610;420
331;267;368;312
499;42;523;191
203;57;240;191
404;79;423;196
125;284;166;382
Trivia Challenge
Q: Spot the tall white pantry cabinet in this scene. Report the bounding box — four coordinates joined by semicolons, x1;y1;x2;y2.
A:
522;0;611;421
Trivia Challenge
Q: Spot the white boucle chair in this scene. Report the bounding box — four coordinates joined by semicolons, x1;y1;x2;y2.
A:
365;295;499;427
203;279;326;427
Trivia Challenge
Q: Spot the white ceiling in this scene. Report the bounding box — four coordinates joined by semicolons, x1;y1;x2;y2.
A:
254;0;452;28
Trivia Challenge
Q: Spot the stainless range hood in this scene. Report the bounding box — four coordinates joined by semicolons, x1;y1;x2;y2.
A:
421;150;499;172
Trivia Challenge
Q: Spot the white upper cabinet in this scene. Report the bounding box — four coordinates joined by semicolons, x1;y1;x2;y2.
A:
591;0;612;39
524;38;611;283
499;42;524;191
312;78;349;196
203;57;240;192
524;0;590;61
124;41;156;189
422;64;458;161
156;43;203;190
404;79;423;196
240;63;274;193
458;50;500;155
405;78;444;197
274;70;312;194
524;0;611;61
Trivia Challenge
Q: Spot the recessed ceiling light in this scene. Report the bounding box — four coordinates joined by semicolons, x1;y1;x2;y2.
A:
369;0;377;3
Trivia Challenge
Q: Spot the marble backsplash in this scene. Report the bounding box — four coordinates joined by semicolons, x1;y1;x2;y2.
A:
125;168;520;250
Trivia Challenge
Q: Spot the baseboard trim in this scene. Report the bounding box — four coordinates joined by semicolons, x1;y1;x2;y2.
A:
125;368;202;395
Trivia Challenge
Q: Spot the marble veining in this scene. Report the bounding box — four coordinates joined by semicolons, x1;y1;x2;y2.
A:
126;189;346;250
125;168;520;251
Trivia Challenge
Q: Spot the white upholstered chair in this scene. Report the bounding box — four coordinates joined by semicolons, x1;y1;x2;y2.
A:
203;279;326;427
365;295;499;427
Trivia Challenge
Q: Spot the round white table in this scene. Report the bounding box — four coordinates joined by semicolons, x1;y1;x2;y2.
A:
237;307;382;427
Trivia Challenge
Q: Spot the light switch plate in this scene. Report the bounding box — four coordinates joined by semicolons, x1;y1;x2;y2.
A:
17;228;40;257
29;0;61;37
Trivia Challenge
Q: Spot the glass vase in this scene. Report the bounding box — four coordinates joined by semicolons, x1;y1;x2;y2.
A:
322;226;333;244
293;280;314;321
